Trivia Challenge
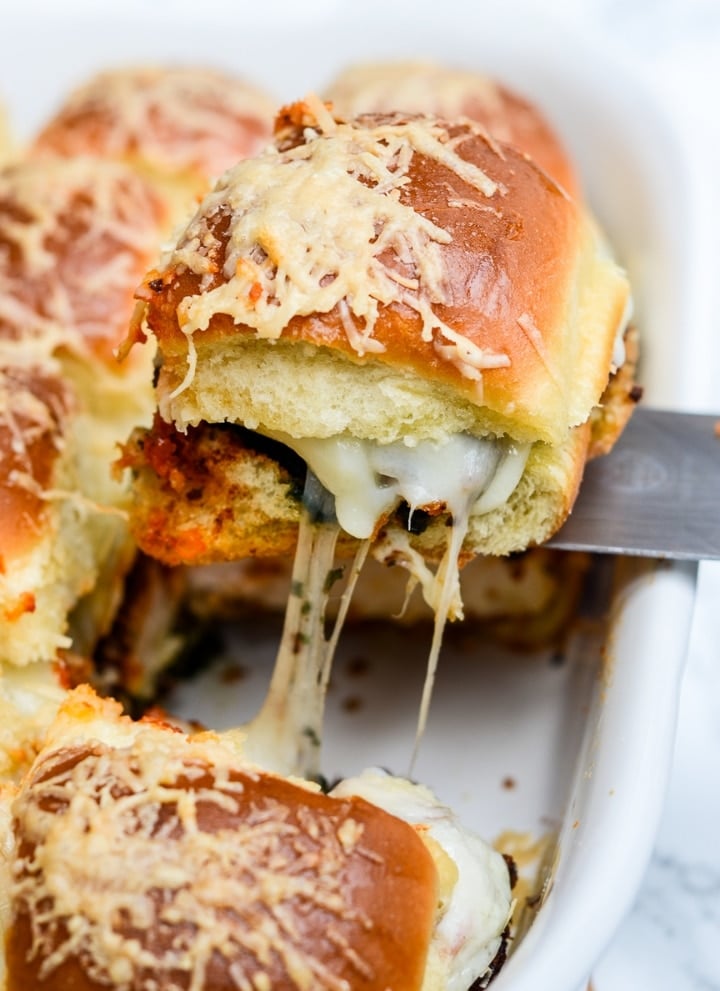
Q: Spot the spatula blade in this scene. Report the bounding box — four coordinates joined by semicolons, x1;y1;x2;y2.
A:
547;408;720;560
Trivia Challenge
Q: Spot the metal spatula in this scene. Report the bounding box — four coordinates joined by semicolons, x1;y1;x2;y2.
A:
547;407;720;560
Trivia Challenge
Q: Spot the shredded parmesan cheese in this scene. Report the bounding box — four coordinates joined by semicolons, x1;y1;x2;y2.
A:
10;730;380;991
0;159;164;359
34;66;275;178
162;111;508;399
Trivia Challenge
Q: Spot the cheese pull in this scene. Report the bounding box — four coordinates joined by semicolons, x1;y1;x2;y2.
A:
121;101;636;782
269;430;530;541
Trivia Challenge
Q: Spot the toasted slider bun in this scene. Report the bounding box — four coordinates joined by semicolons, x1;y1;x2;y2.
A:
0;157;171;665
1;685;512;991
324;59;579;197
0;356;98;666
32;65;276;216
1;65;278;673
124;101;630;565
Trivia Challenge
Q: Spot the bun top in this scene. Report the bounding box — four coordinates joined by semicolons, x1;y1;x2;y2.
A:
5;687;439;991
32;65;276;198
324;59;580;197
0;157;167;367
139;101;628;444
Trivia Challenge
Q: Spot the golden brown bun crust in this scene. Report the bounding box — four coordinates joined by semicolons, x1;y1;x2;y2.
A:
6;692;438;991
0;157;168;365
324;60;580;196
140;107;628;443
32;66;276;191
0;361;75;564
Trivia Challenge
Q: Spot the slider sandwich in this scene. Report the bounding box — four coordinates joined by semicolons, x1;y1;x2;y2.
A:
124;98;633;612
137;64;639;683
0;157;170;667
0;64;279;679
0;684;514;991
122;98;635;772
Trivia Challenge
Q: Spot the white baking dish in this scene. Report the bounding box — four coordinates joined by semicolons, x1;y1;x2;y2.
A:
0;4;701;990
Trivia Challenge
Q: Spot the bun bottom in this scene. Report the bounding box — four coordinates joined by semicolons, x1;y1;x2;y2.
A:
122;416;587;566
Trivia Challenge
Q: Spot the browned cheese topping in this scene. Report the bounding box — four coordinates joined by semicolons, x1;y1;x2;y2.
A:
0;360;75;563
7;718;437;991
34;66;276;180
149;100;511;404
0;158;166;364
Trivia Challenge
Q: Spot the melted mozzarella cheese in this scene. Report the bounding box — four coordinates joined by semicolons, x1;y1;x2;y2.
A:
332;768;513;991
267;430;530;539
246;430;530;778
612;293;634;371
243;473;370;779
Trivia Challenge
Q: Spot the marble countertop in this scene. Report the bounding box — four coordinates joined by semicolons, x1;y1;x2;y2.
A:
594;562;720;990
571;4;720;987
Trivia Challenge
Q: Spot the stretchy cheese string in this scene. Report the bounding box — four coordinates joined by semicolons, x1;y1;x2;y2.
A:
243;470;371;780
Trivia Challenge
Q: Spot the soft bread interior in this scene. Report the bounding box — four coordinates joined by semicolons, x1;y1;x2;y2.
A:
162;338;499;444
0;662;67;783
0;354;134;667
